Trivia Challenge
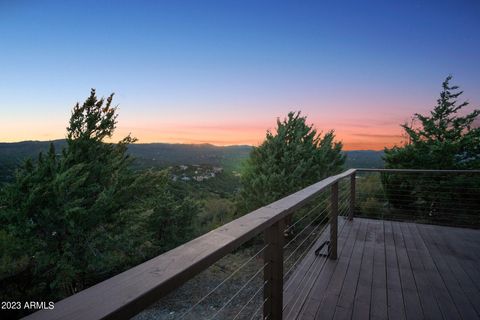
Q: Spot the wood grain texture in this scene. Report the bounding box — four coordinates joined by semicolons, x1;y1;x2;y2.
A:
264;219;285;320
330;182;339;260
286;218;480;320
356;168;480;174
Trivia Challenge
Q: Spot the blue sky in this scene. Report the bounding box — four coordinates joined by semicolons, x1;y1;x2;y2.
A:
1;0;479;149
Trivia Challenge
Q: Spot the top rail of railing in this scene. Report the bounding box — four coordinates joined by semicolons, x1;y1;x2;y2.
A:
357;168;480;173
25;169;356;320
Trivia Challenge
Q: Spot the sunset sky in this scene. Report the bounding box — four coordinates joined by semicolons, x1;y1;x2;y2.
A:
1;0;479;150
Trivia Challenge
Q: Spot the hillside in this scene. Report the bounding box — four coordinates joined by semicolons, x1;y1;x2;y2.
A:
128;143;251;170
0;140;384;183
344;150;384;168
0;140;251;183
0;140;67;183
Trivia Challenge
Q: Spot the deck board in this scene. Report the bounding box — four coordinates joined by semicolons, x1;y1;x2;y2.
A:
314;220;368;320
384;221;406;320
414;224;462;320
391;221;423;320
369;220;388;320
333;219;372;320
399;222;443;320
420;224;480;319
434;229;480;316
295;217;360;320
350;220;375;320
284;218;480;320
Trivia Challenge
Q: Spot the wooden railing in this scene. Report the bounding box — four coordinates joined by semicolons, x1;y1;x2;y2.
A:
25;169;357;320
25;168;479;320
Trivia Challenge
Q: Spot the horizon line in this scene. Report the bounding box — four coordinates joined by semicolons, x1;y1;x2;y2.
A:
0;138;387;151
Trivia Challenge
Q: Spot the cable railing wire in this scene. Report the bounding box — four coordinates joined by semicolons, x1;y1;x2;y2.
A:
283;218;333;286
284;206;330;250
361;210;480;221
231;280;267;320
283;222;331;302
356;179;480;191
357;191;480;200
248;297;268;320
358;180;480;188
283;190;351;299
355;198;480;213
285;196;331;233
283;214;330;263
357;194;480;206
283;207;351;313
209;262;269;319
178;243;269;319
357;193;480;204
284;206;353;316
338;199;350;215
355;172;479;227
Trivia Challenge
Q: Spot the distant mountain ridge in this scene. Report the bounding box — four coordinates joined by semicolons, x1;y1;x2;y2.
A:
0;140;384;183
127;142;252;168
344;150;385;169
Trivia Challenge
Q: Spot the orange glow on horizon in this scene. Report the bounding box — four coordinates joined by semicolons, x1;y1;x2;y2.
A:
0;119;405;150
112;121;404;150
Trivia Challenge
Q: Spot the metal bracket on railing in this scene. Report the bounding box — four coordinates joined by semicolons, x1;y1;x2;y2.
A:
314;240;331;257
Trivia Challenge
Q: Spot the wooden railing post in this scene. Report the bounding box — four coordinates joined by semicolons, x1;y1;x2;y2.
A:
330;182;338;260
349;172;356;220
263;219;285;320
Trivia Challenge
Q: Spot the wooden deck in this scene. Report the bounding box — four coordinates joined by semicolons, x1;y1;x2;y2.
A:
283;217;480;320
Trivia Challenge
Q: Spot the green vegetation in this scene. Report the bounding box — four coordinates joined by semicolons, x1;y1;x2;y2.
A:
0;140;67;184
128;143;251;172
356;174;385;219
0;143;382;186
384;75;480;170
0;141;250;185
196;198;236;234
344;150;384;168
357;76;480;226
0;90;199;317
237;111;345;213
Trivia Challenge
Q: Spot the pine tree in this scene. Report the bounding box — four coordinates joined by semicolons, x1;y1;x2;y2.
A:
238;111;345;213
382;76;480;226
0;90;198;313
384;75;480;169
